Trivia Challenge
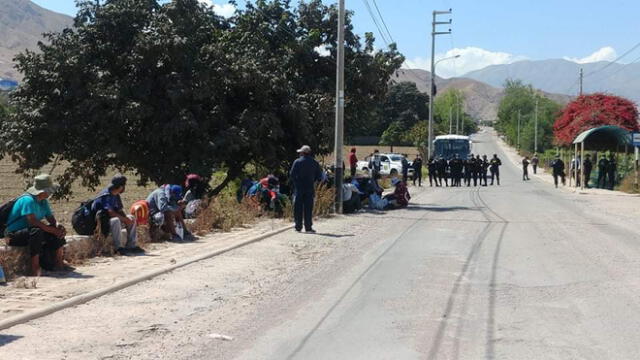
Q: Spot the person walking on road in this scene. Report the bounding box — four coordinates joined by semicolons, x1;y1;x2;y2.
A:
583;154;593;188
427;156;437;187
289;145;323;233
412;155;424;187
489;154;502;185
607;154;617;190
531;154;540;174
522;156;530;181
551;155;566;188
597;155;609;189
349;148;358;178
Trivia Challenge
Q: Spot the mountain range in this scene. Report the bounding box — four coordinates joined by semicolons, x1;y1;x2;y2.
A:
0;0;71;80
1;1;637;122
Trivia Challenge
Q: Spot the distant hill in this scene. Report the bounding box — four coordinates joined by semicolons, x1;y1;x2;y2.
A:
0;0;72;80
463;59;640;105
394;69;572;122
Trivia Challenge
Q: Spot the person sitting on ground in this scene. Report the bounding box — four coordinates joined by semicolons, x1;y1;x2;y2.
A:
92;175;144;256
250;175;287;215
183;174;206;219
384;177;411;210
342;176;363;214
147;184;194;242
5;174;70;276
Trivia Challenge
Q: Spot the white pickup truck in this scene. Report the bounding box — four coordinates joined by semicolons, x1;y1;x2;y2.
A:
356;153;415;177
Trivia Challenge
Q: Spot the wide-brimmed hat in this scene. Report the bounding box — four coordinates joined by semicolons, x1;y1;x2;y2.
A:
297;145;312;154
27;174;59;196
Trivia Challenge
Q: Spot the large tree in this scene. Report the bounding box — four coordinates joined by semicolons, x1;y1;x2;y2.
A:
1;0;403;195
553;93;640;146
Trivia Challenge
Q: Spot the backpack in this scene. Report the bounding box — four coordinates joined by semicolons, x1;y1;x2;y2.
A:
72;199;99;236
0;198;19;235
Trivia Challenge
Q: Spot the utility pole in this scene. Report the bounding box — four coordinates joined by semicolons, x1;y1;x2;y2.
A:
534;96;539;154
333;0;345;214
428;9;452;159
517;109;521;150
449;106;453;134
455;93;460;135
579;68;584;96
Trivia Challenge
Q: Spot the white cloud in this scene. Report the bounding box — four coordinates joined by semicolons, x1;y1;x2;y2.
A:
404;47;527;78
563;46;617;64
198;0;236;18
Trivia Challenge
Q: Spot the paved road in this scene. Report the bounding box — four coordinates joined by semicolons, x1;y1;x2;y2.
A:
2;130;640;360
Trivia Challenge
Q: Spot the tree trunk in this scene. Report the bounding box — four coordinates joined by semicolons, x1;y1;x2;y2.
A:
207;164;244;197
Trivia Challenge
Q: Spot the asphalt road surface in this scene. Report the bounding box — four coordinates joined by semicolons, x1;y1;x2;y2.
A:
2;130;640;360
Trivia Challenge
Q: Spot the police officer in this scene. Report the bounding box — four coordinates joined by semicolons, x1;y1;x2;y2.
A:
413;155;424;187
427;156;437;187
489;154;502;186
481;155;490;186
607;154;617;190
583;154;593;188
550;155;566;188
473;155;482;186
437;157;449;187
401;155;410;184
597;155;609;189
464;154;473;187
450;154;463;187
289;145;323;233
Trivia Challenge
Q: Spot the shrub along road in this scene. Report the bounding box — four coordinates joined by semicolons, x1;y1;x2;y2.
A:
2;130;640;359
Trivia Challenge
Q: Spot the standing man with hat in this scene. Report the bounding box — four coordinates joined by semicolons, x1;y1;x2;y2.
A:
92;175;144;255
289;145;322;233
5;174;68;276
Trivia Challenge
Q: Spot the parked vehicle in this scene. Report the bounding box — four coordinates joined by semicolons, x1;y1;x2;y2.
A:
433;135;472;160
357;153;415;177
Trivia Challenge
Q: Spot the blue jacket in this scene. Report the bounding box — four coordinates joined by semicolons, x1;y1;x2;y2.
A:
289;155;322;194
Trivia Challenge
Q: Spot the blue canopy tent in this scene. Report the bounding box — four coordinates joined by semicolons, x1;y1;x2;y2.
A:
572;125;633;190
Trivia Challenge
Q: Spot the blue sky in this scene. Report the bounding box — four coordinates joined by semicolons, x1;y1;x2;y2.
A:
32;0;640;78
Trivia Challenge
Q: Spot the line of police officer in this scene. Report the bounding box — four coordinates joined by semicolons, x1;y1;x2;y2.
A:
426;154;503;187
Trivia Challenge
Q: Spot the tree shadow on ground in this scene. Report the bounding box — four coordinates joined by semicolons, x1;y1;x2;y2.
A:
405;205;480;212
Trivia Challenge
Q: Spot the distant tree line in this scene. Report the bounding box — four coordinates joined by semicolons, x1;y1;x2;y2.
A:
0;0;404;195
496;79;561;153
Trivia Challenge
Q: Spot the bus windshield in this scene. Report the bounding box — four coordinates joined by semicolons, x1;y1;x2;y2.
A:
434;139;470;160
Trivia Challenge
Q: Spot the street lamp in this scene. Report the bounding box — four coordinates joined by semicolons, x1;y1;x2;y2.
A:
428;53;460;157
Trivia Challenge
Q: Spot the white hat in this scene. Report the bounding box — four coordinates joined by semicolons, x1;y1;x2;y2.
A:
297;145;312;154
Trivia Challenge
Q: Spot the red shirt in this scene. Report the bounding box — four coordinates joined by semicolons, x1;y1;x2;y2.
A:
349;153;358;167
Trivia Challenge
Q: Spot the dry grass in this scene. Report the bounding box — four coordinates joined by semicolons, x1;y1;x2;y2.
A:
618;172;640;194
192;196;262;234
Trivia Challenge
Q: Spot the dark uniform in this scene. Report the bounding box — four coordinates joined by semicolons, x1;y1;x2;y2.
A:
412;157;424;187
450;155;463;187
550;157;565;188
401;157;410;184
480;156;489;186
597;157;608;189
289;151;323;232
438;158;449;187
522;158;530;181
427;157;437;187
464;157;473;186
583;156;593;188
607;156;617;190
489;155;502;185
473;155;483;186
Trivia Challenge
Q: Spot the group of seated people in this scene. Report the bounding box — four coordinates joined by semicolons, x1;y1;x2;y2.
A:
238;174;290;216
3;173;207;276
341;175;411;213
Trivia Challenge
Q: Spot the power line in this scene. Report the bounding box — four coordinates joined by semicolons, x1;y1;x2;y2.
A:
584;41;640;78
361;0;390;45
371;0;394;43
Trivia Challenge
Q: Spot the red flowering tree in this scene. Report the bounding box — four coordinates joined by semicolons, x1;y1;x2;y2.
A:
553;93;639;145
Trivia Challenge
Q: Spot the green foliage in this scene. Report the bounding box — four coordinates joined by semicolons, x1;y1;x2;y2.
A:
1;0;403;196
377;81;428;147
496;79;561;153
433;89;478;135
